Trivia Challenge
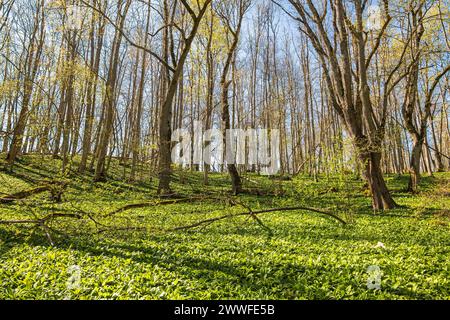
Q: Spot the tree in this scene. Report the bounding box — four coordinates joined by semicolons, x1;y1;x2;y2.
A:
94;0;131;181
6;0;45;167
279;0;400;210
79;0;106;174
401;0;450;192
215;0;251;194
157;0;213;195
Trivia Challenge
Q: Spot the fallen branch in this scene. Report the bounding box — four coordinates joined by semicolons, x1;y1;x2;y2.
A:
0;181;68;204
0;202;346;245
0;186;51;203
0;213;82;225
105;199;189;217
169;205;347;232
105;195;227;217
233;199;274;235
0;212;83;245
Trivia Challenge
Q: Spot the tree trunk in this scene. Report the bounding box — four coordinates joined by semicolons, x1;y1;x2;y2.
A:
6;2;45;166
363;152;397;210
222;78;242;195
79;16;104;173
157;0;212;195
408;136;422;192
94;0;130;182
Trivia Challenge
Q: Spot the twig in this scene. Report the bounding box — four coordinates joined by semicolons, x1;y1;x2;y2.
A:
105;195;226;217
0;213;82;225
169;205;347;232
233;198;274;235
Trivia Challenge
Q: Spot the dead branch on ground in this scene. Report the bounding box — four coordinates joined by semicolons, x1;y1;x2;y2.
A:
0;180;68;204
169;205;347;232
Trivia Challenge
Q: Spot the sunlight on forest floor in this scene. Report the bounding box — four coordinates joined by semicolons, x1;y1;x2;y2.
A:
0;155;449;300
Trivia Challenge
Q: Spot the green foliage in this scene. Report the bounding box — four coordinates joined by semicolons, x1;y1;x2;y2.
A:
0;156;449;300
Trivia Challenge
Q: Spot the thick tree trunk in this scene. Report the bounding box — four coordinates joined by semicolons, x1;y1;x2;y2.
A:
408;139;422;192
157;84;176;195
217;2;249;195
203;12;214;186
7;101;29;165
362;152;397;210
228;165;242;195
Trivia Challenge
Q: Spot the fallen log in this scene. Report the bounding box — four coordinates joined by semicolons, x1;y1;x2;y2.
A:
0;181;68;204
0;186;50;204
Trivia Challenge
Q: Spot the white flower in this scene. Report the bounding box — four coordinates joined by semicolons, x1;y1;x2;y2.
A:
374;242;386;249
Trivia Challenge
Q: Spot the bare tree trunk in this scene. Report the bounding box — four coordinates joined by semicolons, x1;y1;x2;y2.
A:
158;0;212;195
94;0;131;182
217;0;250;194
61;33;78;173
131;4;151;182
79;13;105;173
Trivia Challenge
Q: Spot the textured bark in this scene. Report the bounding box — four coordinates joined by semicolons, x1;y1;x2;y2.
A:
362;152;397;210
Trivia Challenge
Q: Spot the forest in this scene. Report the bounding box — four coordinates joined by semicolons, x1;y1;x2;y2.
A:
0;0;449;301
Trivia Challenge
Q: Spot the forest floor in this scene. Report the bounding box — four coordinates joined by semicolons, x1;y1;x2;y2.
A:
0;155;449;299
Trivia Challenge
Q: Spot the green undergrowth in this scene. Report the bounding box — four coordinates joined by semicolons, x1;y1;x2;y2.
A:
0;155;449;299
